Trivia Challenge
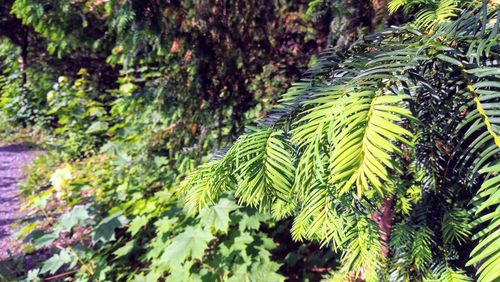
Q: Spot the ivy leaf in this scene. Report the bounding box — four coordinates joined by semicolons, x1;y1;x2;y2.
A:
86;121;109;134
40;249;72;274
92;212;128;245
160;226;213;267
199;198;238;232
247;260;285;282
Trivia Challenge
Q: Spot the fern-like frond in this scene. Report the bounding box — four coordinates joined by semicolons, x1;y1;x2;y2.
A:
441;208;472;244
291;182;345;248
181;160;235;213
423;264;473;282
467;163;500;282
438;267;473;282
389;0;464;30
388;223;415;280
388;0;411;14
410;226;434;272
290;85;347;199
414;0;461;30
453;65;500;176
341;216;382;281
329;91;414;196
180;6;499;280
233;127;295;210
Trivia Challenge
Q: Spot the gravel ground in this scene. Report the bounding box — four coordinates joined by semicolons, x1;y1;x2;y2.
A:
0;144;38;260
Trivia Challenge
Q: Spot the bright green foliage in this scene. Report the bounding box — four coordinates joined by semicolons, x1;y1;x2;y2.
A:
199;198;239;233
467;164;500;282
182;5;500;281
327;92;413;196
160;226;214;267
233;128;295;209
45;71;110;155
40;249;72;275
437;268;473;282
54;205;90;233
92;212;128;245
1;0;498;281
340;216;382;280
388;0;483;30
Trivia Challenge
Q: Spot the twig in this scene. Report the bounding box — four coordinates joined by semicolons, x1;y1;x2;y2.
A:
43;270;77;281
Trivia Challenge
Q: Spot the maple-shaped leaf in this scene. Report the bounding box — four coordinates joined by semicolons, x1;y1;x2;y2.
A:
33;232;57;249
113;239;135;258
26;268;41;281
165;262;197;281
132;271;162;282
128;215;149;236
228;258;285;282
54;205;90;233
247;259;285;282
154;217;177;235
199;198;238;233
92;212;128;245
160;226;213;267
218;230;254;259
40;249;72;274
86;121;109;133
237;210;270;232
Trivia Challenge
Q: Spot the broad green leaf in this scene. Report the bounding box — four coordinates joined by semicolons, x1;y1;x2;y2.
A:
128;215;149;236
40;249;72;274
228;259;285;282
54;205;90;233
33;233;57;249
160;226;213;267
199;198;238;232
86;121;109;134
92;213;128;245
113;240;135;258
26;268;41;281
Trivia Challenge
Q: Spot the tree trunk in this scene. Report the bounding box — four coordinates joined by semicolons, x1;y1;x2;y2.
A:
374;197;395;258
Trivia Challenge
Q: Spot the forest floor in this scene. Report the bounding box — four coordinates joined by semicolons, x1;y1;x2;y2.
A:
0;144;38;260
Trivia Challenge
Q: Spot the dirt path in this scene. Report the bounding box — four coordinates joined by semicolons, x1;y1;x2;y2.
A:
0;144;38;260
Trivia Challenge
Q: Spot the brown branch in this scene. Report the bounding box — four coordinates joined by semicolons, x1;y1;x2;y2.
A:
43;270;78;281
311;266;333;273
